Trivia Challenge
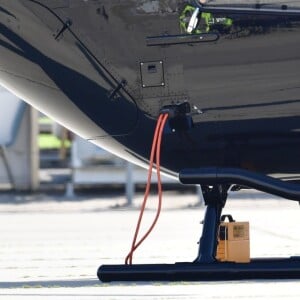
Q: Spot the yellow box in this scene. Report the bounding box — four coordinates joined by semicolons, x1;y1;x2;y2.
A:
216;216;250;263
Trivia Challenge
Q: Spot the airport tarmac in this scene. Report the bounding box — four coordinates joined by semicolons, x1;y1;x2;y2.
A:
0;190;299;299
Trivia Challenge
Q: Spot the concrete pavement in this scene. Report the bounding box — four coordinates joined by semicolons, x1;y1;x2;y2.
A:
0;190;299;299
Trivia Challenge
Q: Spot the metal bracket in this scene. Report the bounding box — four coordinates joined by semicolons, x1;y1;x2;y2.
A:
54;19;72;41
107;79;127;100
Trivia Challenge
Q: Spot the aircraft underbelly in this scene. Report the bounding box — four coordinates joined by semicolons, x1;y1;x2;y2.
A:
60;0;300;175
1;1;300;177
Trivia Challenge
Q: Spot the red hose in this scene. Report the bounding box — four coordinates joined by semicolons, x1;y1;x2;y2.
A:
125;113;168;265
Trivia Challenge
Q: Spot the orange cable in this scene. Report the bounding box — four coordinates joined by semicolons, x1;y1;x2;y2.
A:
124;115;162;265
125;113;168;265
125;114;165;264
126;114;168;260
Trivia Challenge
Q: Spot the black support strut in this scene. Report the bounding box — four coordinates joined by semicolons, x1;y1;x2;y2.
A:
195;185;227;263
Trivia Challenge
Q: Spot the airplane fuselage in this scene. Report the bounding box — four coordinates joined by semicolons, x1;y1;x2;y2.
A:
1;0;300;180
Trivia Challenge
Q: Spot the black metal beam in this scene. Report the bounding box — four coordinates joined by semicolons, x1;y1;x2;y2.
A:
179;167;300;201
98;257;300;282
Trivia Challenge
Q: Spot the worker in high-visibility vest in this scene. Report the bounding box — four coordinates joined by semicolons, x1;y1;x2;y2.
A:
180;5;233;34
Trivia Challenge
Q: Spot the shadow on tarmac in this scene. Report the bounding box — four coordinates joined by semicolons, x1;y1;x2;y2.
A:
0;279;102;289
